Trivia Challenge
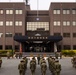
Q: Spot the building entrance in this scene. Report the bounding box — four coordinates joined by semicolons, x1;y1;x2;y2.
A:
22;42;54;52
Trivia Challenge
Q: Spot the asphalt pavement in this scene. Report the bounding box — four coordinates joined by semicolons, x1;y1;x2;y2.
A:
0;57;76;75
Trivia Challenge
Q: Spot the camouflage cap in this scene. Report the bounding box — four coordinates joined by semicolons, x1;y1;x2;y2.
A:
20;60;24;62
55;59;59;62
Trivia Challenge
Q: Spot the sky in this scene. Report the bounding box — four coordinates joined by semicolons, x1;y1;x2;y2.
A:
0;0;76;10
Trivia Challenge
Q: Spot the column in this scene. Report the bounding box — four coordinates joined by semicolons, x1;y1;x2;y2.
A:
54;43;57;52
20;43;22;53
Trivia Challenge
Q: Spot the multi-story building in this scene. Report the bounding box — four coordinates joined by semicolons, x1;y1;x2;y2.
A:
0;2;76;52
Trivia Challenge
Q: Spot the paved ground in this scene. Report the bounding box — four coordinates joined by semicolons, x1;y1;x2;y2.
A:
0;57;76;75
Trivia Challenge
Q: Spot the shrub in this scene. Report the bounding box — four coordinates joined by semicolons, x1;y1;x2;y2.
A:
0;50;15;57
61;50;76;57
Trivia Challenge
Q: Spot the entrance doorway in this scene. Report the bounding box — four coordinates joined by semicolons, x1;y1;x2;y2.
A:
22;41;54;52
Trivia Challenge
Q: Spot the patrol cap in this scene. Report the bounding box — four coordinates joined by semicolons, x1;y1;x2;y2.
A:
55;59;59;62
20;60;24;62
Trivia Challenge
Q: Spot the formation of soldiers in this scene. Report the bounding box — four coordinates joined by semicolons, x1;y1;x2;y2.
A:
18;55;61;75
71;55;76;68
48;56;61;75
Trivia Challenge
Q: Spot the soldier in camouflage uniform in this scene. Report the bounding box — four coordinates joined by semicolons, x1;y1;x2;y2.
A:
54;60;61;75
0;57;2;68
71;56;76;68
18;60;25;75
41;61;47;75
30;57;36;75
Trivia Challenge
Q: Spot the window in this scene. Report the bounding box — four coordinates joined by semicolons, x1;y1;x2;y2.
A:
63;21;70;26
15;45;19;50
15;33;22;36
5;33;12;37
73;45;76;49
15;10;22;14
63;33;70;37
54;21;60;26
0;33;3;38
27;22;49;31
0;21;3;26
63;45;71;50
6;21;13;26
54;33;61;36
73;33;76;37
15;21;22;26
63;10;70;14
0;10;3;14
5;45;12;49
6;10;13;14
53;10;60;14
0;45;2;49
73;21;76;26
72;10;76;14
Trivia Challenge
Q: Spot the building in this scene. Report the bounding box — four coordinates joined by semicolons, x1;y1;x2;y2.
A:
0;2;76;52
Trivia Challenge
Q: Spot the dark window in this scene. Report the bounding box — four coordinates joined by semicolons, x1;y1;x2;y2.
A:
5;45;12;49
73;45;76;49
15;33;22;36
57;45;61;52
63;33;70;37
5;33;12;37
0;45;2;49
63;45;71;50
73;33;76;37
54;33;61;36
15;45;19;50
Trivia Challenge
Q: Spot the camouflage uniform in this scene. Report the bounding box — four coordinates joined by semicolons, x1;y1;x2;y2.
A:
30;58;36;75
54;60;61;75
72;56;76;68
0;57;2;68
18;60;25;75
41;62;47;75
23;57;28;69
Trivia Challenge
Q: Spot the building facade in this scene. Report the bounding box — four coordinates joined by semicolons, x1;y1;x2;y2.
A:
0;2;76;52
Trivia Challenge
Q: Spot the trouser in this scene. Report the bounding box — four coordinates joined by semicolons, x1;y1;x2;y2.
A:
31;70;35;75
19;70;25;75
41;71;46;75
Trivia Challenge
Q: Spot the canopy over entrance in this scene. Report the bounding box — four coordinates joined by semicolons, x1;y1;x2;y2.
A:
14;35;62;52
14;35;62;43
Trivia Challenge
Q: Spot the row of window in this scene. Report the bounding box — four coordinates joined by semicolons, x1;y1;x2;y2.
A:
54;33;76;37
0;45;19;50
27;22;49;31
0;33;76;38
0;21;22;26
53;9;76;14
0;33;22;38
54;21;76;26
0;9;22;14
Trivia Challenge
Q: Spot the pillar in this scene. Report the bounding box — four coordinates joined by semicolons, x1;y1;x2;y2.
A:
54;43;57;52
20;43;22;53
